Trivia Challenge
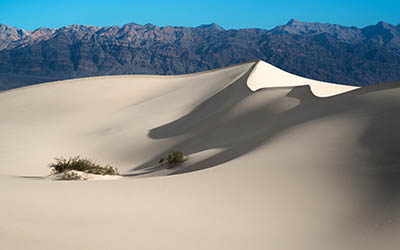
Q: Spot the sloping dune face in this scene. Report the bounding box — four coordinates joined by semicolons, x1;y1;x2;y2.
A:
1;61;400;250
247;60;358;97
0;62;252;176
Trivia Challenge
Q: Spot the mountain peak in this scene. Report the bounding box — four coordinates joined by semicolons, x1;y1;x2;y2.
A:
376;21;394;30
362;21;398;35
272;19;330;35
196;22;225;31
0;23;19;32
286;18;303;25
123;22;141;27
31;27;56;37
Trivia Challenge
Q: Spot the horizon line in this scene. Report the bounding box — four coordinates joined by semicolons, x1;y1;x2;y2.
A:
1;19;399;32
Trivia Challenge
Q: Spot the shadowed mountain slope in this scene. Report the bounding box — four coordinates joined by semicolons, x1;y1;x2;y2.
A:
0;20;400;90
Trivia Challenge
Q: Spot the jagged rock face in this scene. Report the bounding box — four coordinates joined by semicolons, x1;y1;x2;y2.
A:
0;20;400;90
270;19;364;43
0;24;29;50
361;21;400;50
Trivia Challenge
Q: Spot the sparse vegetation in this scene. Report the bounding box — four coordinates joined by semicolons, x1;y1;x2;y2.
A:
62;170;88;181
159;157;166;165
159;151;185;169
49;156;119;176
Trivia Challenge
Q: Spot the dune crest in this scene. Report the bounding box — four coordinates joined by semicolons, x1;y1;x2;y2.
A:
247;60;358;97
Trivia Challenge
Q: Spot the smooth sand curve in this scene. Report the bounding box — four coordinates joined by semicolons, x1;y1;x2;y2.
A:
1;60;399;250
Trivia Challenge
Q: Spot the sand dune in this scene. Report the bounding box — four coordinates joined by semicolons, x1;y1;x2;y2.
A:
247;60;358;97
1;60;400;250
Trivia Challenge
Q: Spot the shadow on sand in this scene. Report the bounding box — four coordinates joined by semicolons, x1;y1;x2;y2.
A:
127;79;400;227
129;65;400;179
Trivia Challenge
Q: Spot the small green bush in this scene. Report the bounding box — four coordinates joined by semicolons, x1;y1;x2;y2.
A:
49;156;119;176
159;151;185;169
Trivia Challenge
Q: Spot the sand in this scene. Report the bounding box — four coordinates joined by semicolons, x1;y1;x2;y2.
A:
0;60;399;250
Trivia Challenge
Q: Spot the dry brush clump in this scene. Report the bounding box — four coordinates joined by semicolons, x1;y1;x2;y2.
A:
61;170;88;181
159;151;185;169
49;156;119;180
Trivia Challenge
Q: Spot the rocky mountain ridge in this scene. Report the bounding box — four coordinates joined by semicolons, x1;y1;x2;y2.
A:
0;19;399;90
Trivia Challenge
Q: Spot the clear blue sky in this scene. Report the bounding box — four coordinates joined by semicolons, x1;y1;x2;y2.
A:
1;0;399;30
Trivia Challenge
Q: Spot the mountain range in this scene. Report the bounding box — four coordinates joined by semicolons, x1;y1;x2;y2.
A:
0;19;400;90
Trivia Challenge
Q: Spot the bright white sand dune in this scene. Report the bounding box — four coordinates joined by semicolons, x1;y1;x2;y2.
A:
247;60;358;97
1;60;400;250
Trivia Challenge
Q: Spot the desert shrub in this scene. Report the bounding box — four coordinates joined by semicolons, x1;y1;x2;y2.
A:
62;170;88;181
49;156;119;176
159;157;166;165
159;151;185;169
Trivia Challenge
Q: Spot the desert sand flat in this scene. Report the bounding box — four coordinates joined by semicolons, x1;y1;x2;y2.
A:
1;60;400;250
